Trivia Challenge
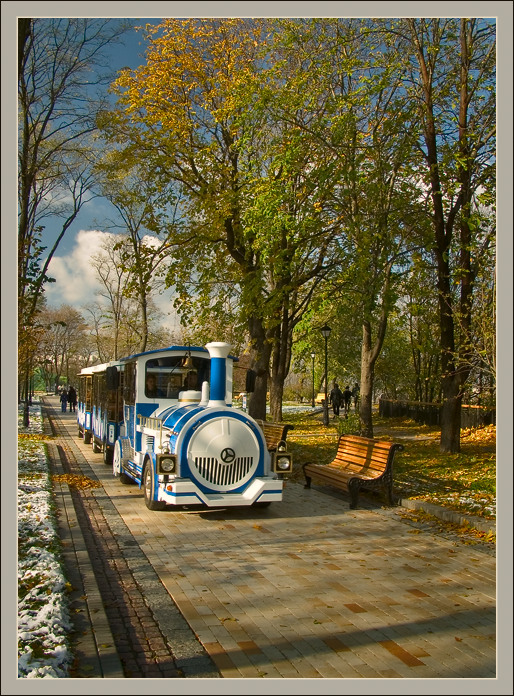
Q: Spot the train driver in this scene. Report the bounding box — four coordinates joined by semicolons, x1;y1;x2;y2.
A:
183;370;198;390
145;373;162;398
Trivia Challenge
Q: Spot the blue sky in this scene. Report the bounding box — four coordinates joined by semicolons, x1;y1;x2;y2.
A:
36;18;174;316
43;18;157;259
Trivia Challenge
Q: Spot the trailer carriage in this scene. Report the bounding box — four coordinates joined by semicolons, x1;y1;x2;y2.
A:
77;366;94;444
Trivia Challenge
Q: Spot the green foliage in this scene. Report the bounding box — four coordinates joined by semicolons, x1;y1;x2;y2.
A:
336;412;361;436
94;17;495;423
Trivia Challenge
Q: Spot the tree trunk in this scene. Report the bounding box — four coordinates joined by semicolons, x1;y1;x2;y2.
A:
268;308;293;422
435;245;462;453
140;290;148;353
269;339;289;423
358;264;391;437
359;321;375;438
246;316;271;421
268;378;284;422
440;388;462;452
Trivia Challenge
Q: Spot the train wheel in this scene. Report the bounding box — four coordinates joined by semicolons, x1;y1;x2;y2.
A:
143;462;166;511
92;439;101;453
84;431;91;444
113;440;132;484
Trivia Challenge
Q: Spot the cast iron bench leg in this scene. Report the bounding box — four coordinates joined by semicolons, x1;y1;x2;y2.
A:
303;465;312;489
385;481;395;506
348;479;360;509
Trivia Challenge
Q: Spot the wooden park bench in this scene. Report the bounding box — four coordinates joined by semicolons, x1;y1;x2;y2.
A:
302;434;404;509
255;420;294;452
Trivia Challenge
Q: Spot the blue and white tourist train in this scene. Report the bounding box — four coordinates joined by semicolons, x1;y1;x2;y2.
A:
77;342;292;510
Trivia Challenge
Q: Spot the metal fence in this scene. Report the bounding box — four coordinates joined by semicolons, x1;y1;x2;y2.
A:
378;398;496;428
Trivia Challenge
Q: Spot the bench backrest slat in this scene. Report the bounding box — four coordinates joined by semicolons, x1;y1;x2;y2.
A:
333;452;388;466
333;453;387;468
335;448;391;463
337;436;394;450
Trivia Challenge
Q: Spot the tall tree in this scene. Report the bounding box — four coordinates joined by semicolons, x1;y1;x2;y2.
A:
267;19;424;434
36;306;89;390
94;152;184;352
87;234;176;362
18;17;129;394
111;18;341;420
111;19;266;415
389;18;496;452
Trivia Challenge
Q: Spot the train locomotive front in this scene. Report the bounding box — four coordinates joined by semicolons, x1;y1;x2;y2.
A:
112;342;292;510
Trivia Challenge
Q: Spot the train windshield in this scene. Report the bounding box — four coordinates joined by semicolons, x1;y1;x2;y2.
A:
144;355;210;399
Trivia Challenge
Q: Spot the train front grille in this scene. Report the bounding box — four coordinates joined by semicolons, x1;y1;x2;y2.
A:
193;456;254;487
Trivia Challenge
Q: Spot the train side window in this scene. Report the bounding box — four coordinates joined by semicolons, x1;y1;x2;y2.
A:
123;362;136;404
99;374;107;407
85;376;92;409
117;372;124;421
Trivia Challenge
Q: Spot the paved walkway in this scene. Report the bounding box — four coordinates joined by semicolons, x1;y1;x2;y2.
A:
45;397;497;682
44;399;217;679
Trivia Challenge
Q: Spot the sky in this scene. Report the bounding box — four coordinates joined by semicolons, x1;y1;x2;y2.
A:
39;18;176;320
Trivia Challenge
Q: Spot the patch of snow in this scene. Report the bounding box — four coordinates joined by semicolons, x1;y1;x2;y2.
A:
17;400;73;679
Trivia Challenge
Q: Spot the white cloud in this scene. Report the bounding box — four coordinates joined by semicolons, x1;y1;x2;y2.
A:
45;229;113;307
44;229;181;331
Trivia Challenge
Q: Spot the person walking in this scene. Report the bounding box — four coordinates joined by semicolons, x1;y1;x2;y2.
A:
67;385;77;413
60;388;68;413
329;383;343;417
352;383;360;411
342;385;353;418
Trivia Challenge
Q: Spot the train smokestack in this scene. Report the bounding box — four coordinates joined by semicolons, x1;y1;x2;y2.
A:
205;342;231;407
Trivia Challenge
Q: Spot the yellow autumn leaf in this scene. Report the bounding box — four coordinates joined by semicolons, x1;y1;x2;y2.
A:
52;474;101;489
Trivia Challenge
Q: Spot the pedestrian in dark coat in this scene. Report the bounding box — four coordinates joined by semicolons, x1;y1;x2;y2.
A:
329;383;343;416
352;383;360;411
67;386;77;413
342;385;353;417
60;389;68;413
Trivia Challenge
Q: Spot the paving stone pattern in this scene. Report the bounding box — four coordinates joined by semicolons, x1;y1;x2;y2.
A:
46;398;496;680
46;402;218;679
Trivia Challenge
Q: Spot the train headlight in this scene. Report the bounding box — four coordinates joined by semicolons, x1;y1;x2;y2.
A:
272;453;292;473
157;454;176;474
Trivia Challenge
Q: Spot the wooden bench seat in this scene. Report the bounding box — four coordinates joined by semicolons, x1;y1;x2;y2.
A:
255;420;294;452
303;434;404;509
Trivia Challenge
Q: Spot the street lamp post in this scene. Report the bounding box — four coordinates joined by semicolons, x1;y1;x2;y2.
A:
320;324;331;425
311;352;315;407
